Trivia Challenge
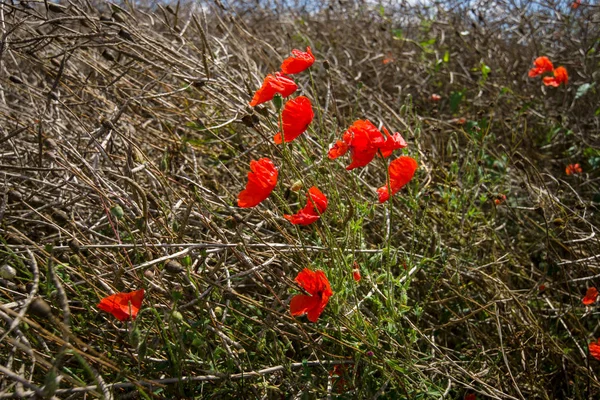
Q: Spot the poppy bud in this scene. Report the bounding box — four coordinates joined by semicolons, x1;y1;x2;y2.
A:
171;310;183;322
51;208;70;225
7;189;22;203
290;180;303;192
43;137;57;150
165;260;185;274
48;3;66;13
112;12;126;23
110;204;124;219
118;29;134;42
101;50;116;62
0;265;17;280
9;75;23;85
214;306;223;317
323;60;330;70
68;239;81;253
273;93;283;111
29;298;53;319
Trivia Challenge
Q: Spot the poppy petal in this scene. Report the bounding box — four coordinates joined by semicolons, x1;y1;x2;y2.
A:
284;186;328;225
274;96;314;144
280;47;315;75
238;158;278;208
379;128;407;158
328;140;349;159
377;156;418;203
97;289;145;321
249;73;298;107
290;294;320;317
590;339;600;361
583;287;598;305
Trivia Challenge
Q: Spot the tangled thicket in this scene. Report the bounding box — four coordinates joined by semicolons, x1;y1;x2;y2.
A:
1;0;599;398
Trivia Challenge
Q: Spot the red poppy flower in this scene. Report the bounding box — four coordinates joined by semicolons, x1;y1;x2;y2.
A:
566;163;582;175
494;194;507;206
249;73;297;107
352;262;361;282
274;96;314;144
528;56;554;77
464;394;476;400
328;120;383;169
583;287;598;305
284;186;328;225
280;47;315;75
97;289;145;321
377;156;418;203
572;0;581;9
590;339;600;361
238;158;278;208
430;94;441;101
328;120;405;170
290;268;333;322
543;66;568;87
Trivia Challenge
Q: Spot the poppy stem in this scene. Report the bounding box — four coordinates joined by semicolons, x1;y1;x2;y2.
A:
308;69;327;151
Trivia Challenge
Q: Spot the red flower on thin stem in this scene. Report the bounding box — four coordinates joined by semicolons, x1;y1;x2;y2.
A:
280;47;315;75
352;262;361;282
274;96;314;144
238;158;278;208
543;66;568;87
583;287;598;305
430;94;442;102
566;163;582;175
572;0;581;9
290;268;333;322
328;120;406;170
590;338;600;361
249;73;297;107
97;289;145;321
494;194;507;206
528;56;554;77
377;156;418;203
284;186;328;225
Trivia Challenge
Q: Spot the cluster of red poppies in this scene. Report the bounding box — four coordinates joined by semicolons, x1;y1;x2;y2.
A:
239;47;418;215
238;47;326;228
239;47;419;321
96;47;418;324
528;56;568;87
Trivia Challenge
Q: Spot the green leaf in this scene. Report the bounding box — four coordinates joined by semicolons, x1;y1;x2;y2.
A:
392;28;403;39
378;4;385;17
443;50;450;63
481;63;491;79
449;90;465;114
575;83;594;100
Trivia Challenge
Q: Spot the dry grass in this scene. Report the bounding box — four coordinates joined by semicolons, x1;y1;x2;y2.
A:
1;0;600;398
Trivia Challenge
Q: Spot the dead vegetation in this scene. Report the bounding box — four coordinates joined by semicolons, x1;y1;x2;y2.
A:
1;0;600;398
